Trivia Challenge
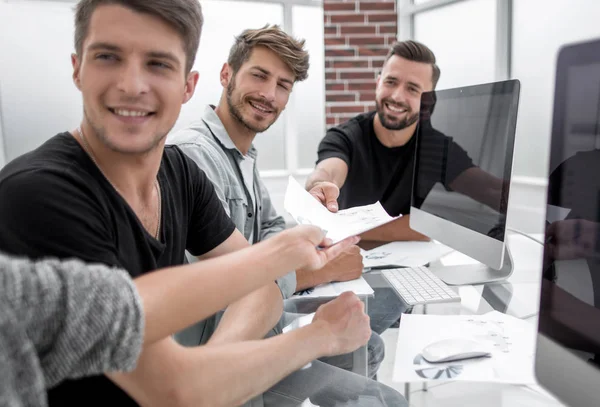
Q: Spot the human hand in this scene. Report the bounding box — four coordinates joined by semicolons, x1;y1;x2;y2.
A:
311;292;371;356
308;181;340;212
310;245;363;285
546;219;599;260
276;225;360;272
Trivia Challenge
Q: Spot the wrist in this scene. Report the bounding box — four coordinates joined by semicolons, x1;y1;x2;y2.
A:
260;235;297;278
315;263;333;285
303;319;336;356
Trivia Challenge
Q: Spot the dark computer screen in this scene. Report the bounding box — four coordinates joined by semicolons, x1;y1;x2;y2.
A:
411;81;520;241
539;42;600;366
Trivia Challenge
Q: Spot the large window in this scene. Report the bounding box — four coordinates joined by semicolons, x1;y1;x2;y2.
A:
0;0;325;175
413;0;496;89
511;0;600;179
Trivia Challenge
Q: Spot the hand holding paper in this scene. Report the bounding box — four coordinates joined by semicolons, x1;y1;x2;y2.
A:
285;176;399;243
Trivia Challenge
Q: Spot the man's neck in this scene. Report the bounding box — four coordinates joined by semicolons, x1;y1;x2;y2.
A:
75;123;162;202
214;102;256;155
373;113;417;148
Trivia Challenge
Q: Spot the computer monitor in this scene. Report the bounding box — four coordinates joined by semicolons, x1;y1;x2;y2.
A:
409;80;520;285
535;37;600;407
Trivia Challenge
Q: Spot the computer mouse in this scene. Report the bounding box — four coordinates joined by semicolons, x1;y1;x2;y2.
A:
421;338;492;363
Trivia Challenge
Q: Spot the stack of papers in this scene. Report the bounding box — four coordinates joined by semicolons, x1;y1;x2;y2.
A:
284;176;399;243
291;276;374;299
361;241;454;270
393;311;536;384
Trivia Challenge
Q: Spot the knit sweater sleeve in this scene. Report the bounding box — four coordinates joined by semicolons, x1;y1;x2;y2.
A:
0;254;145;388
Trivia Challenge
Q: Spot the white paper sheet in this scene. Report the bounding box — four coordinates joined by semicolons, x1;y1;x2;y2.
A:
361;241;454;270
393;311;536;384
546;204;571;223
291;276;374;299
284;176;399;243
282;313;316;334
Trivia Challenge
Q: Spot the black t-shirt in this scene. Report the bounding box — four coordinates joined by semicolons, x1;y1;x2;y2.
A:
317;111;473;216
0;132;236;406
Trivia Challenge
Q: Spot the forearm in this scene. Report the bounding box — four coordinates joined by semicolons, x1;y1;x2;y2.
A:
136;237;291;345
359;215;429;242
108;323;331;407
208;282;283;345
1;255;143;386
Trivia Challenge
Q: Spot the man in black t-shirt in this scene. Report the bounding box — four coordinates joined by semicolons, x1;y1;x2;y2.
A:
307;40;503;242
0;2;391;407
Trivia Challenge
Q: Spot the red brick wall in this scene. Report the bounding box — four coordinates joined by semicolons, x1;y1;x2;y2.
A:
324;0;398;127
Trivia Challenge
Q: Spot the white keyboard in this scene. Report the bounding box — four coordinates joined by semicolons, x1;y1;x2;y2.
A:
381;266;461;306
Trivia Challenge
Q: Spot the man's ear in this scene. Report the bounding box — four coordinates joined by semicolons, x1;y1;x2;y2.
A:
72;53;82;90
220;63;232;88
182;71;200;104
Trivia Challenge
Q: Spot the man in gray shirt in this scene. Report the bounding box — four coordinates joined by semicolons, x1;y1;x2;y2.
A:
169;25;384;378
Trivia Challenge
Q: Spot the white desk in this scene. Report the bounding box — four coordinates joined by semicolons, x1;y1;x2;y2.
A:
369;233;566;406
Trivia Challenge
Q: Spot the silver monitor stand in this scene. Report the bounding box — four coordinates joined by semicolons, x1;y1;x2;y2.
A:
427;244;513;286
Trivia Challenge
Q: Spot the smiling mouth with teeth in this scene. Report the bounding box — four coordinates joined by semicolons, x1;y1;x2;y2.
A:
385;103;408;114
248;101;274;114
109;108;155;117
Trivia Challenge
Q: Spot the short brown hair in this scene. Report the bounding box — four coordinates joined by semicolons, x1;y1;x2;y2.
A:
74;0;203;73
385;40;441;88
227;24;310;82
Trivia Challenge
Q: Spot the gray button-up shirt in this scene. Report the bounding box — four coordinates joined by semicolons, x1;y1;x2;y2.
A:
169;105;296;298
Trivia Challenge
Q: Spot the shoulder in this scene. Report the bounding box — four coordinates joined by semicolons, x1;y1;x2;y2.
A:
327;111;375;141
0;133;101;198
167;119;212;146
168;125;230;169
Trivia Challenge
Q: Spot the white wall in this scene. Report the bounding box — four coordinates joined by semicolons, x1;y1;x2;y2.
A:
0;1;81;162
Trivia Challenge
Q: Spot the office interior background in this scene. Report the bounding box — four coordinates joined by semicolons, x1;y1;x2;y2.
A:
0;0;599;234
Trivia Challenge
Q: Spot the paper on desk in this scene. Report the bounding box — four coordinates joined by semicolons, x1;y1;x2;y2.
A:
291;276;374;299
361;241;454;270
393;311;536;384
284;176;399;243
282;312;316;334
546;204;571;224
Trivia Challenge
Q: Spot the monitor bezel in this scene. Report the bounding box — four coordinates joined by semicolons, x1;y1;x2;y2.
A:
409;79;521;270
535;37;600;407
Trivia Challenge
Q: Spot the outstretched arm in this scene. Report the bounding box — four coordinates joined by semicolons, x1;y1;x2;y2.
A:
108;291;371;407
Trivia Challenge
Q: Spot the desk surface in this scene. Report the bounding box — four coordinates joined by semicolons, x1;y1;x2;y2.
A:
285;232;566;406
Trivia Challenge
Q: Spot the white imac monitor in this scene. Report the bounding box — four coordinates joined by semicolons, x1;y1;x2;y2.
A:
409;80;520;285
535;37;600;407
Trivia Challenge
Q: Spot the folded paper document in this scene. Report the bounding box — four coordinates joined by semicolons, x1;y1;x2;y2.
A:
284;176;399;243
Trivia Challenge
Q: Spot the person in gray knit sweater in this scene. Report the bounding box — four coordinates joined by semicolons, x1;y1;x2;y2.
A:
1;225;365;407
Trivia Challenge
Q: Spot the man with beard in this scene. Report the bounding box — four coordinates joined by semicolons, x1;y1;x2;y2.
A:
306;40;460;242
169;25;391;380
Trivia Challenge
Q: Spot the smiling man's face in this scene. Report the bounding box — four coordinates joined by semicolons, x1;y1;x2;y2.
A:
224;46;294;133
72;4;197;154
375;55;434;131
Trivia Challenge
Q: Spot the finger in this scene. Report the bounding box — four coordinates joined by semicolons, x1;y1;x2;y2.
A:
347;245;362;254
326;200;339;212
322;185;340;212
321;236;360;261
309;190;326;205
